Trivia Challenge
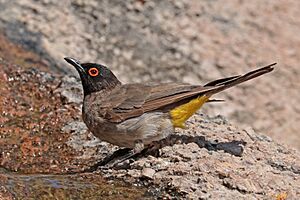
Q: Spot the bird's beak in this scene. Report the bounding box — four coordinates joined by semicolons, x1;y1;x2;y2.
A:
64;57;85;74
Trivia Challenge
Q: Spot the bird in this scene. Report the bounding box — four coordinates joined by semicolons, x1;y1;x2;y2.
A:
64;57;275;164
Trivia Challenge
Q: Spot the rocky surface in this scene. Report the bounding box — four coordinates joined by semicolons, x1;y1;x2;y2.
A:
0;0;299;150
0;0;300;199
0;51;299;198
0;53;149;199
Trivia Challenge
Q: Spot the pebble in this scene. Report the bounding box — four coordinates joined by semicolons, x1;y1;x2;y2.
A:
141;167;155;179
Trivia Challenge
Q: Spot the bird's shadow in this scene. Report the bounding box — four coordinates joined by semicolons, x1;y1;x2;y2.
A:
85;134;246;172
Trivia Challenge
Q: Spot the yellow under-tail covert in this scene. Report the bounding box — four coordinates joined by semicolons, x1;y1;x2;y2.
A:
170;95;210;128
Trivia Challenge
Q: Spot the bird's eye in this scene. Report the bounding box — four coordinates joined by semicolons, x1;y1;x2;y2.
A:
88;68;99;77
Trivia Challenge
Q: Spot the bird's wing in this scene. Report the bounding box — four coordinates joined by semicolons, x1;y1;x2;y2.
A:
94;82;212;122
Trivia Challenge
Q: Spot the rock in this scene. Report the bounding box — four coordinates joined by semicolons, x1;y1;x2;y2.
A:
141;167;155;179
1;0;300;198
0;0;299;151
54;76;83;104
0;58;300;199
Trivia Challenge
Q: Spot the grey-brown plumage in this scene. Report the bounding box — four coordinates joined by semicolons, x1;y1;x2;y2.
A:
64;57;275;152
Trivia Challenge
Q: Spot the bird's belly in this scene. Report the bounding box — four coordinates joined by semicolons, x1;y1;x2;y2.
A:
84;112;174;148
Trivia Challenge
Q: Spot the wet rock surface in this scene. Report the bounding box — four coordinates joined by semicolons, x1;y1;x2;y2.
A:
0;0;299;150
0;53;299;198
0;173;147;200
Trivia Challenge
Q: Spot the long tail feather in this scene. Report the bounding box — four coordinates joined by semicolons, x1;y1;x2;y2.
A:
204;63;276;96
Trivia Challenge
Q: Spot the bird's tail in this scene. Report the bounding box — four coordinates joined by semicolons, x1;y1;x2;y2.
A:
203;63;276;96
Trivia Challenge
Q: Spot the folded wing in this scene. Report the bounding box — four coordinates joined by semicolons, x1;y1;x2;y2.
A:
97;63;275;123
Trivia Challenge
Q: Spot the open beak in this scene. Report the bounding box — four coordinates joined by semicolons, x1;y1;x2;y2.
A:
64;57;85;74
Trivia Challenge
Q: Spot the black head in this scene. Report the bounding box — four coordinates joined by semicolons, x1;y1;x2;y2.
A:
64;57;121;96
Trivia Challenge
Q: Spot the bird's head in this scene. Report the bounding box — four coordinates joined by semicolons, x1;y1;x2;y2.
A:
64;57;121;96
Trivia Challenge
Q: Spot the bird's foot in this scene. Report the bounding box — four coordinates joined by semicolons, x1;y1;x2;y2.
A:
83;141;145;171
104;140;145;168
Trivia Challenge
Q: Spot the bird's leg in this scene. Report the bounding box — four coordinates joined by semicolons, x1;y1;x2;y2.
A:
83;148;132;172
105;140;145;168
82;141;145;172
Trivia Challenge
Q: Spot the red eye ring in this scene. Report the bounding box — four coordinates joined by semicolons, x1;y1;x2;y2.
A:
88;68;99;77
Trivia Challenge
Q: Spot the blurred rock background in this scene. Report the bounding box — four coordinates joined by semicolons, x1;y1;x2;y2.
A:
0;0;299;150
